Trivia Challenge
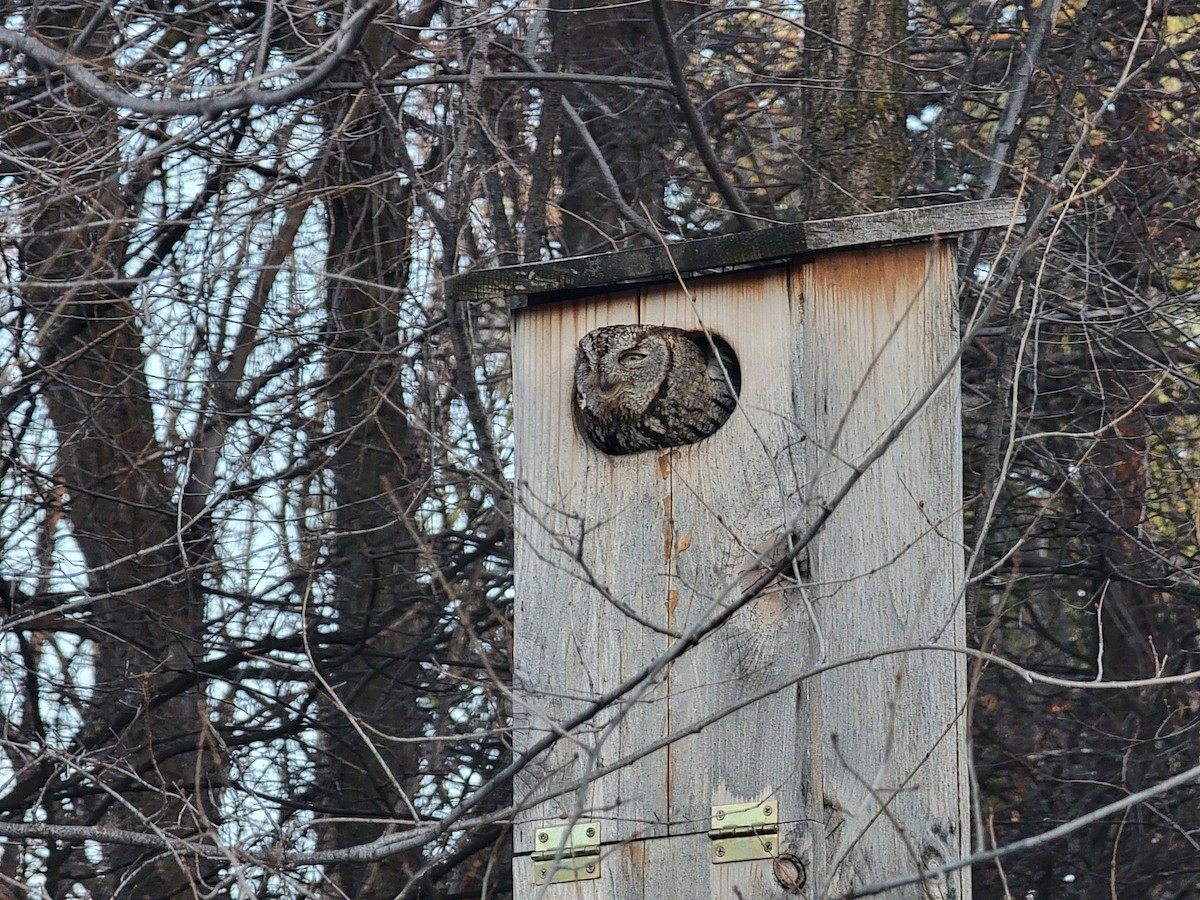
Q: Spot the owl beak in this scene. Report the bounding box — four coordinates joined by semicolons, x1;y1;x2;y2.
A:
598;372;617;392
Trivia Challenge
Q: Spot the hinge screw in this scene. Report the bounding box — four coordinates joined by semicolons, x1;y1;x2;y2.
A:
585;826;595;838
716;847;726;858
538;832;548;843
585;864;596;874
716;809;726;820
763;805;772;816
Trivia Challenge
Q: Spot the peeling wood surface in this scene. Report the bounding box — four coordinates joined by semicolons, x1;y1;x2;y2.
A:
510;242;968;898
449;197;1023;306
797;243;969;899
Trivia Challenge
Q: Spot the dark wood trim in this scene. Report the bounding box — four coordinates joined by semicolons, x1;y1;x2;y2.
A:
447;198;1025;306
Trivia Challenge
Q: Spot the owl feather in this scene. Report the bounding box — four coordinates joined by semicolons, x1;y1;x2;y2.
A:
573;324;740;455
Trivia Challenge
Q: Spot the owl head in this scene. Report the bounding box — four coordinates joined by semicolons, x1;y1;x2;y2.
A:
573;324;741;455
574;324;671;418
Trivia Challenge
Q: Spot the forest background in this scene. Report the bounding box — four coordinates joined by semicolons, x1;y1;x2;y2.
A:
1;0;1199;897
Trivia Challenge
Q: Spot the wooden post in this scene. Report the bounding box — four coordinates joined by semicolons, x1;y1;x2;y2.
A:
451;199;1023;899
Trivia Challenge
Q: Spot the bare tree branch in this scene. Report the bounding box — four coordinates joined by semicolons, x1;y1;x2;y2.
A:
648;0;760;228
0;0;385;116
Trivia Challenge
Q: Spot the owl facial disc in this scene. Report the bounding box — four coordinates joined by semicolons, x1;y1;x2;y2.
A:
572;324;740;455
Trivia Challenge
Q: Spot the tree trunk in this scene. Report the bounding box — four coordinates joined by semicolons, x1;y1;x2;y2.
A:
314;18;435;899
799;0;908;217
13;8;214;897
547;1;689;254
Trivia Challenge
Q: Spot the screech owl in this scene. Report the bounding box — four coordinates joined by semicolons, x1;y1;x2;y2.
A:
573;324;741;455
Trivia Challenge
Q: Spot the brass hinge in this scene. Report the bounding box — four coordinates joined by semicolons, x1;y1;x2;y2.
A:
532;822;601;885
709;801;779;864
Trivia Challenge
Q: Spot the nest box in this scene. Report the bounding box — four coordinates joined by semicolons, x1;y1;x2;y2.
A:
451;198;1023;898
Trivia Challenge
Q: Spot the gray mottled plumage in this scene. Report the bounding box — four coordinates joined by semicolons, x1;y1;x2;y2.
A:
573;324;741;455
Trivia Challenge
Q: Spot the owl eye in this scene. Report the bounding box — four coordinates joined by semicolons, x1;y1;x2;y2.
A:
619;350;648;365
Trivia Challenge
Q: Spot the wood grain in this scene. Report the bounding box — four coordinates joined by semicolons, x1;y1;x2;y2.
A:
510;242;968;898
798;242;969;898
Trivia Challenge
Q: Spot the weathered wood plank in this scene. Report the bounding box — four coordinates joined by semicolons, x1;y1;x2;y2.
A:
510;288;671;867
804;197;1024;251
511;268;810;897
639;269;813;899
448;197;1022;305
798;241;969;897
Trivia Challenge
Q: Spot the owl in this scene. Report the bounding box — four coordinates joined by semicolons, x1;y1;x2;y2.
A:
573;324;741;455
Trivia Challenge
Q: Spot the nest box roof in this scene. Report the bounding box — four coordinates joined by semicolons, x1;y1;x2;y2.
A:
447;197;1025;308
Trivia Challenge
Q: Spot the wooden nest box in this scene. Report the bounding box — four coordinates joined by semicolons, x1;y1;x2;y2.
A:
451;199;1023;899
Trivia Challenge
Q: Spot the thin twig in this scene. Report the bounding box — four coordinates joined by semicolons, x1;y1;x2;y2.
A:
648;0;759;229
